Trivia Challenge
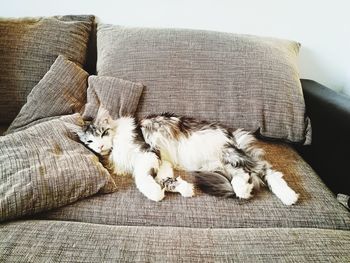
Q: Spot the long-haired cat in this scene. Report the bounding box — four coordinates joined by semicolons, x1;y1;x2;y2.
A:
141;113;299;205
78;108;299;205
78;108;194;202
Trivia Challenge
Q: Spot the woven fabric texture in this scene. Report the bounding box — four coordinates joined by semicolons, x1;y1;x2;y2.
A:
1;220;349;262
97;25;311;144
0;114;116;222
38;141;350;230
0;68;145;221
6;55;89;134
83;75;144;120
0;15;94;124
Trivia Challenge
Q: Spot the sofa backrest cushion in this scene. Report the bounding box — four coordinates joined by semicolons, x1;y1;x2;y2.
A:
97;25;311;144
0;15;94;124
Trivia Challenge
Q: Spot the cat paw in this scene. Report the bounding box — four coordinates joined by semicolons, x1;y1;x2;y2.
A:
279;190;299;206
137;178;165;202
231;177;253;199
145;186;165;202
176;178;195;197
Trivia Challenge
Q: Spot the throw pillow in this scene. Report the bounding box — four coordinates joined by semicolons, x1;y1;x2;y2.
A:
0;72;145;222
0;114;116;222
83;75;144;120
0;15;94;124
6;55;89;134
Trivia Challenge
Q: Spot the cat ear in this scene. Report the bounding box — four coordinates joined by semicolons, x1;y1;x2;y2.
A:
96;106;113;125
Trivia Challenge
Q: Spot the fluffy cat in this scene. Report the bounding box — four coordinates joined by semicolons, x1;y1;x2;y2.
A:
141;113;299;205
78;108;194;202
78;108;299;205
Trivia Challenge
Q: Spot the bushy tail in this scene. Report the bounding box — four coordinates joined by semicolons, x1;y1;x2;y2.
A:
193;171;235;198
194;130;266;199
232;129;264;159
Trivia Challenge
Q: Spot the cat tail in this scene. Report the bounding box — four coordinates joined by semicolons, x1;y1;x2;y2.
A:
193;171;235;198
232;129;264;159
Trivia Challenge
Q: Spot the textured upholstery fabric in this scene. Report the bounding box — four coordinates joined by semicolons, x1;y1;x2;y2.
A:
1;220;349;262
0;68;145;222
0;114;116;222
6;55;89;134
1;17;347;261
83;75;144;120
97;25;311;144
0;15;94;124
38;141;350;230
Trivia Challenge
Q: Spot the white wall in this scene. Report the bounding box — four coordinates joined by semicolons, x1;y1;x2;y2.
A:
1;0;350;95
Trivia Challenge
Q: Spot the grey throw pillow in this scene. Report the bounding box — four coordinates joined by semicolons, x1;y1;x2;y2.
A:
0;15;94;124
0;71;145;222
6;55;89;134
97;25;311;144
0;114;116;222
83;75;144;120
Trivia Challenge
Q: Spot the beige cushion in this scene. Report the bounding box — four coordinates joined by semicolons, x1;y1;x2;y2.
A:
83;75;144;120
0;15;94;124
6;55;88;134
97;25;311;144
1;221;350;261
0;59;145;222
0;114;116;222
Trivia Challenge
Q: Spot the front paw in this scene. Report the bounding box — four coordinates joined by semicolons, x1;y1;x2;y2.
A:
279;189;299;206
145;185;165;202
137;177;165;202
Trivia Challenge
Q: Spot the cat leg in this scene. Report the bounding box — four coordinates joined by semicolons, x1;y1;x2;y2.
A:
226;165;254;199
156;161;194;197
221;144;255;199
264;169;299;205
134;152;165;202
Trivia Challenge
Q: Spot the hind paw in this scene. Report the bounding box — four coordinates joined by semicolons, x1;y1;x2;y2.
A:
232;177;254;199
176;178;195;197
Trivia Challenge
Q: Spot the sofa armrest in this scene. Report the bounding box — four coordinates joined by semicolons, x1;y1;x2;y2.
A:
296;79;350;195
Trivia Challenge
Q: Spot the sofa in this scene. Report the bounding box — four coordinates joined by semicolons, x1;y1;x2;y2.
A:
0;15;349;262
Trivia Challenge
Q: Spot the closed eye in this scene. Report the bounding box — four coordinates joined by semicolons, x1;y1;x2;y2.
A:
87;140;93;143
101;129;110;137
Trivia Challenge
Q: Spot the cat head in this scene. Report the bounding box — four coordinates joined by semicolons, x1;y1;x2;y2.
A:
77;107;116;156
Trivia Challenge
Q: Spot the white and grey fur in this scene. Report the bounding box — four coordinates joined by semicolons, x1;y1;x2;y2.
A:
78;108;194;202
78;109;299;205
141;113;299;205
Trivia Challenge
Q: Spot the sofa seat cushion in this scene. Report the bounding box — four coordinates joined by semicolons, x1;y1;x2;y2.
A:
36;141;350;230
1;220;349;262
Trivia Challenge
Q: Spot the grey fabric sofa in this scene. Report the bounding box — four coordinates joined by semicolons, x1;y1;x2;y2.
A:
0;15;349;262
